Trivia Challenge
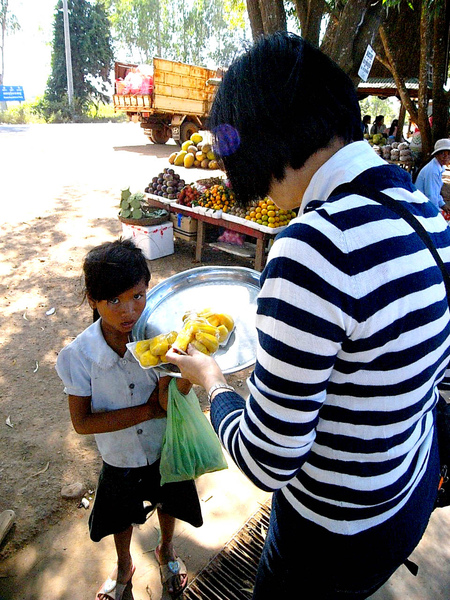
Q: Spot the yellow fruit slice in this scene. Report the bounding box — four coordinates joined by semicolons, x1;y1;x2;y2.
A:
135;340;151;356
195;331;219;353
218;313;234;331
139;351;159;367
191;339;210;355
217;325;229;343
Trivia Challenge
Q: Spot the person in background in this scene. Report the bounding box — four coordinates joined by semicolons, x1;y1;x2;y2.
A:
362;114;371;135
370;114;386;136
167;32;450;600
388;119;398;141
415;138;450;213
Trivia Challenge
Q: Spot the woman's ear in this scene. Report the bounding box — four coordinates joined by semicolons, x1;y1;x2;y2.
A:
87;295;97;310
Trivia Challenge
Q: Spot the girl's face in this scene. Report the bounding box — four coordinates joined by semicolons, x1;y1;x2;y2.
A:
89;279;148;337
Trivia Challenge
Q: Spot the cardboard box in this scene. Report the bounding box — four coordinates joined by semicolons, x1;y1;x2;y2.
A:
170;213;198;241
121;221;174;260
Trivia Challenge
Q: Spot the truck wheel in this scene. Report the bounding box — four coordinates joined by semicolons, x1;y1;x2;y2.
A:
149;127;170;144
180;121;199;144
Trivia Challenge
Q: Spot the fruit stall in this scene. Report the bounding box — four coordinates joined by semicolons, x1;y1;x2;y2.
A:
119;133;297;271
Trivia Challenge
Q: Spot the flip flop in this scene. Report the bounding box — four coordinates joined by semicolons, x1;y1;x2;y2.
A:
155;546;188;598
0;510;15;546
95;564;136;600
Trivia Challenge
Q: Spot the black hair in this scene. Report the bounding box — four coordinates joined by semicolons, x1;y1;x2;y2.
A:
363;115;371;124
83;238;150;321
375;115;384;124
389;119;398;136
208;32;363;206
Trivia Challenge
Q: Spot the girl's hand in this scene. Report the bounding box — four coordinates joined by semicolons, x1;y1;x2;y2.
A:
166;345;226;391
147;386;167;418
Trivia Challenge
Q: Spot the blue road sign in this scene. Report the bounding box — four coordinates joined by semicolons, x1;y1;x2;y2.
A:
0;86;25;101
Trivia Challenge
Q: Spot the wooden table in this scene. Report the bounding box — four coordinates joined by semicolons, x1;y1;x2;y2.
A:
148;198;282;271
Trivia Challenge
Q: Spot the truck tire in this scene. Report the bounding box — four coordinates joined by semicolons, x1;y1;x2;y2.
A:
180;121;199;144
149;127;171;144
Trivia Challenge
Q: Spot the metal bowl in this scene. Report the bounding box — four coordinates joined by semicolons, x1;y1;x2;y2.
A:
132;266;261;376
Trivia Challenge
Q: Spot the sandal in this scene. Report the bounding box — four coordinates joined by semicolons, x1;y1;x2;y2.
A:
95;564;136;600
155;545;188;598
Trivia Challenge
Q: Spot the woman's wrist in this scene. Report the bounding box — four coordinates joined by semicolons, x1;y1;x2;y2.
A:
207;382;235;404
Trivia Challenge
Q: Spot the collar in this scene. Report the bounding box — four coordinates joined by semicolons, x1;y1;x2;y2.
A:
79;319;125;369
299;141;385;216
432;157;445;174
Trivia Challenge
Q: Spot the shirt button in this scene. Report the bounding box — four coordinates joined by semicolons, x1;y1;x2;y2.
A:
129;383;135;389
137;428;143;434
121;359;127;365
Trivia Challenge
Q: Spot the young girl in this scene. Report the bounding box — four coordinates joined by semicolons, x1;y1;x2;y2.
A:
56;238;202;600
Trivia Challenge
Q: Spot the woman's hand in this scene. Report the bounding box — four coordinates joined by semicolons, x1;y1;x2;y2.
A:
166;345;226;391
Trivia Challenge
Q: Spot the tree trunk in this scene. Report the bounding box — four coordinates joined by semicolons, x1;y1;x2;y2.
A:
379;26;418;125
293;0;326;47
396;102;406;142
246;0;264;40
259;0;287;35
417;0;432;158
325;0;384;83
431;0;450;143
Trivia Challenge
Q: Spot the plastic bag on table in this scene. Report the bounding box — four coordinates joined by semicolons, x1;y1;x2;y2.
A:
160;379;228;485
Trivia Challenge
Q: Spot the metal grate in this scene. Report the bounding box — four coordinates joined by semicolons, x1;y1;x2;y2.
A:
184;499;271;600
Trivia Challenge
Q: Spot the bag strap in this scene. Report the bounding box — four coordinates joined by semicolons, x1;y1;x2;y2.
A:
331;182;450;300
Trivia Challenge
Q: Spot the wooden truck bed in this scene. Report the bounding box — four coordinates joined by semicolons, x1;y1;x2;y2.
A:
113;58;217;117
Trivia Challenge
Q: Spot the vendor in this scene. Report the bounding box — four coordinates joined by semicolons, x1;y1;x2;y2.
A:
415;138;450;212
362;115;371;135
370;115;386;137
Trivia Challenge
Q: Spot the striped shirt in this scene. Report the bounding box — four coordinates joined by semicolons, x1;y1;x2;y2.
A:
211;141;450;535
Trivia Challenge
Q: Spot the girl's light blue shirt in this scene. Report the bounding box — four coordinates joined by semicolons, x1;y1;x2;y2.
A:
56;319;166;468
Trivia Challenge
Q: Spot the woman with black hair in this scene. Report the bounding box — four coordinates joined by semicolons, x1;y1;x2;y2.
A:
362;114;371;135
370;114;387;136
168;32;450;599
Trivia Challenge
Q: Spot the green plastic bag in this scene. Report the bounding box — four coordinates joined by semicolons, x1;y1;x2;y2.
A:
159;379;228;485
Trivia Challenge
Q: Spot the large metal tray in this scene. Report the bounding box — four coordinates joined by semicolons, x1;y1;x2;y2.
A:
132;266;261;377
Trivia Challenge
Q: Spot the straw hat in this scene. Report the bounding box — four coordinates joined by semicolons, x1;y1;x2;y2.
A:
431;139;450;156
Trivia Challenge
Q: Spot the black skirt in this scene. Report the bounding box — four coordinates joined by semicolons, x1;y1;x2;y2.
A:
89;460;203;542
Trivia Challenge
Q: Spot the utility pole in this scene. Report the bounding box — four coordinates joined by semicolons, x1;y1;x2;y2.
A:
62;0;74;110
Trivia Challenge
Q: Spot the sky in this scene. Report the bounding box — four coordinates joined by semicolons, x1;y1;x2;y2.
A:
4;0;56;100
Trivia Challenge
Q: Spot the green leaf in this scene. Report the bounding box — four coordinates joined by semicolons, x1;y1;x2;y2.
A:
121;188;131;201
120;199;130;209
130;197;142;209
132;208;143;219
121;208;131;217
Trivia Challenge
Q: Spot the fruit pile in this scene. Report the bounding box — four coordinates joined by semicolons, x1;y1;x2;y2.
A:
177;185;201;207
173;309;234;355
145;168;185;200
133;309;235;367
169;133;220;170
194;184;236;212
228;198;296;228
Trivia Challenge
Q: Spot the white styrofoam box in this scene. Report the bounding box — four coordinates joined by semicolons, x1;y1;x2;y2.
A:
121;221;174;260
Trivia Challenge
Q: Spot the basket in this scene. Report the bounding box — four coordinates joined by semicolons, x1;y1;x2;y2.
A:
118;211;169;227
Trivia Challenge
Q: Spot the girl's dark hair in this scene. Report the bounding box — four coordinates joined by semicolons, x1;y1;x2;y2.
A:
363;115;371;124
83;239;150;320
208;32;362;206
389;119;398;136
375;115;384;124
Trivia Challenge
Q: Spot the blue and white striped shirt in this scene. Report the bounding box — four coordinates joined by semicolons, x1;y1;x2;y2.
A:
211;142;450;535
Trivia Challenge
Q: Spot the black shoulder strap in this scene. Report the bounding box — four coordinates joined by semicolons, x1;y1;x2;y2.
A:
331;181;450;300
